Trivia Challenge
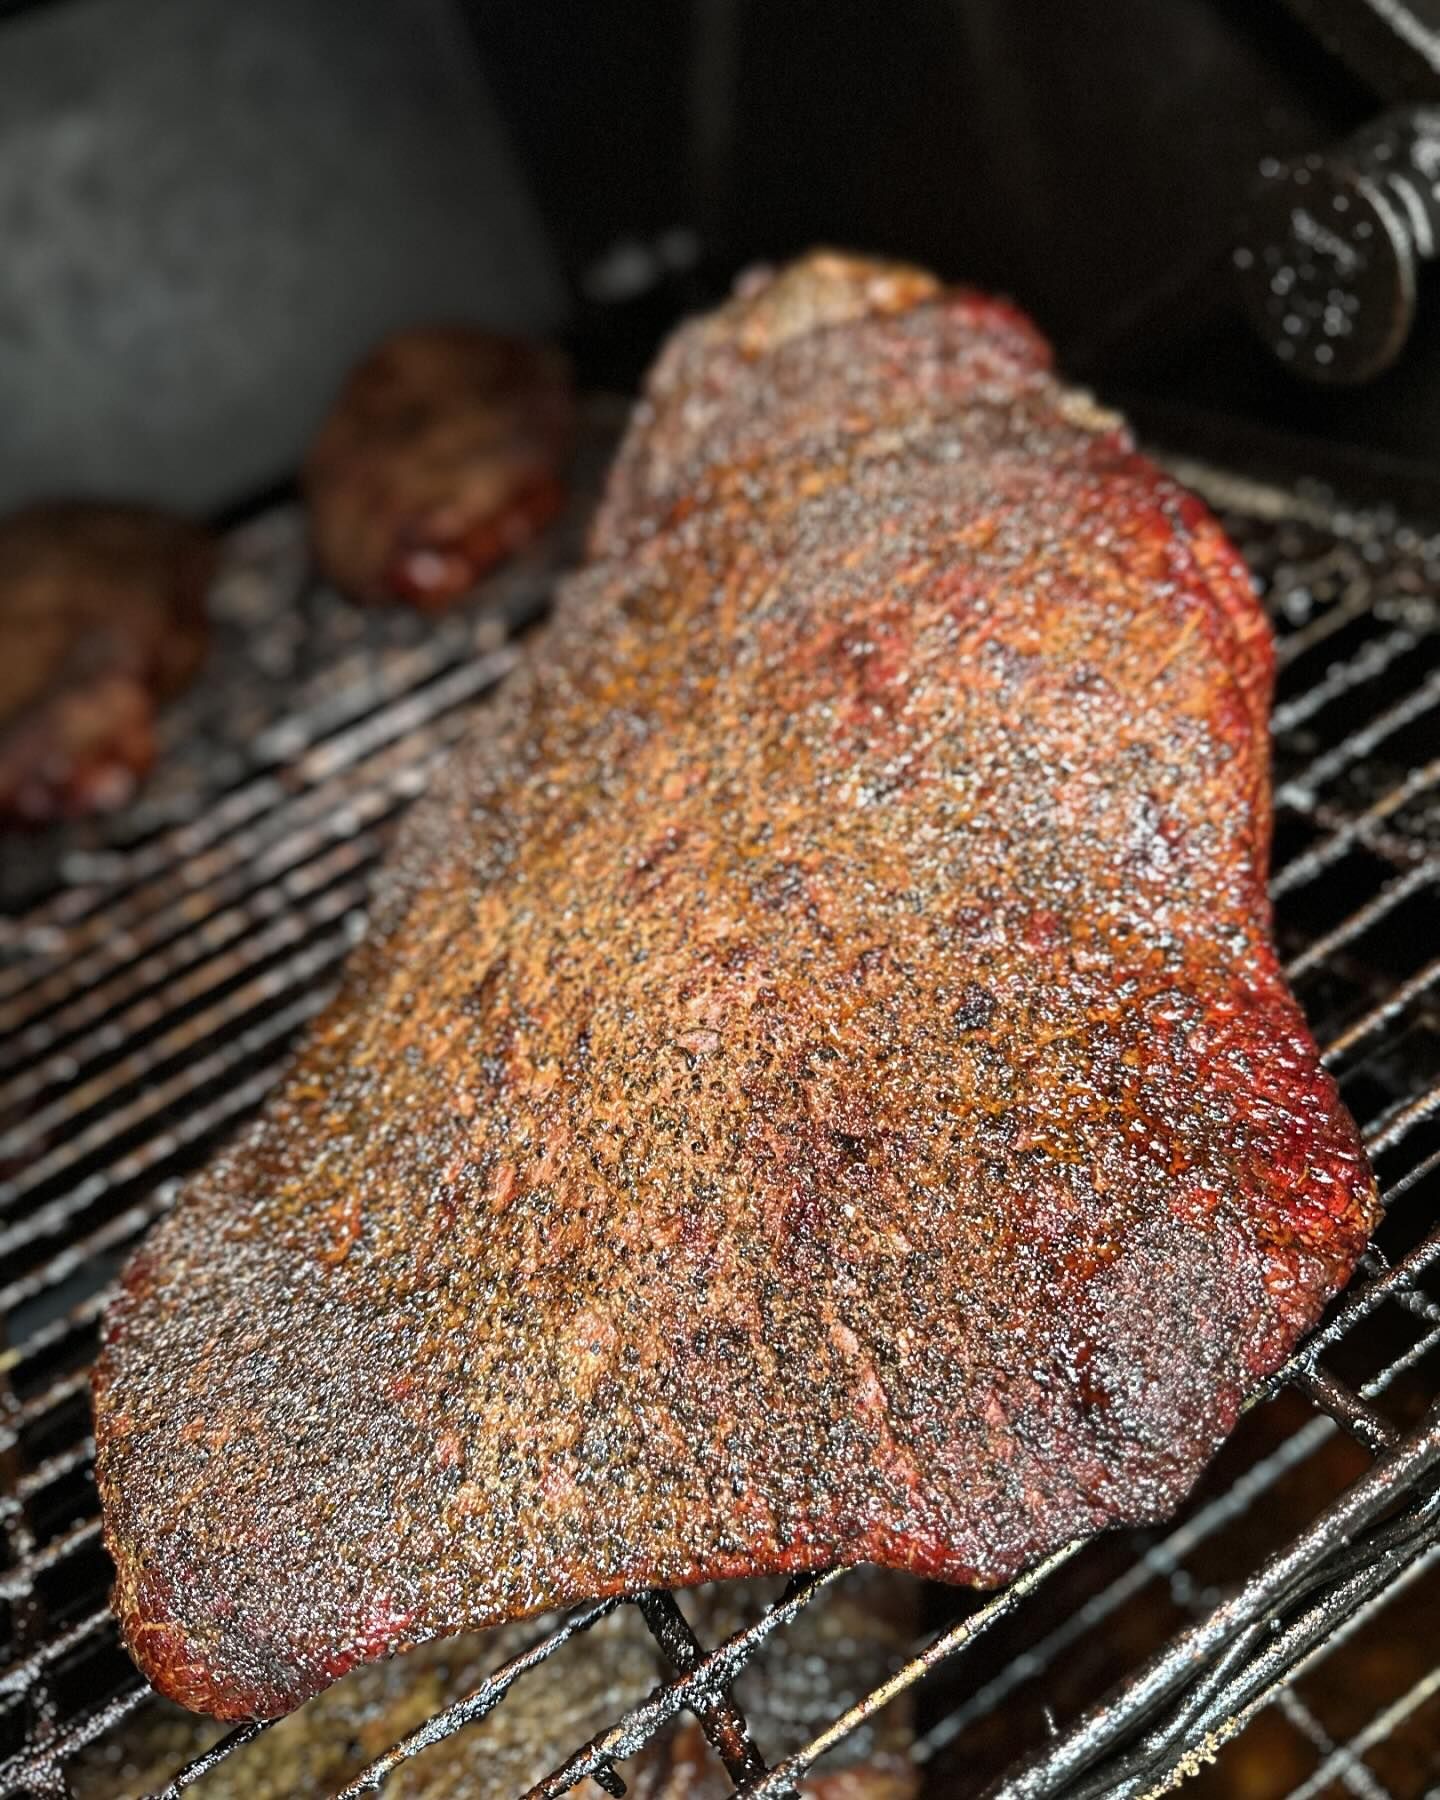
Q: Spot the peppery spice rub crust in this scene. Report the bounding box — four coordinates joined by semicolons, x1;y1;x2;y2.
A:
93;253;1377;1721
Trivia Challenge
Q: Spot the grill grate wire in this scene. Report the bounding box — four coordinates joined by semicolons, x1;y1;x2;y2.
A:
0;444;1438;1799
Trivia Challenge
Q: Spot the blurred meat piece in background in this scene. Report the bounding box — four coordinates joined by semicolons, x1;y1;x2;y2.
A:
0;502;215;824
303;328;574;611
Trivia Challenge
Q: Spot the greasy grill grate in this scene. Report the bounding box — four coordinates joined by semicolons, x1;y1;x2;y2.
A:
1;441;1439;1800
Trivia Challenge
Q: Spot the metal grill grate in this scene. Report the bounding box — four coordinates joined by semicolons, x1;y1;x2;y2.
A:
1;440;1438;1800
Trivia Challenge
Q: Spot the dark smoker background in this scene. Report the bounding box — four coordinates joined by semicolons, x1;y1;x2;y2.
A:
5;0;1440;519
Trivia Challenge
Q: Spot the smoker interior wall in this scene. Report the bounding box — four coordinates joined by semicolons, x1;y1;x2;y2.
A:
718;0;1366;349
0;0;564;515
711;0;1440;482
7;0;1440;507
470;0;1440;477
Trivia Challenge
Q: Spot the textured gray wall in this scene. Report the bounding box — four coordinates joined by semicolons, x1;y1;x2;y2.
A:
0;0;565;513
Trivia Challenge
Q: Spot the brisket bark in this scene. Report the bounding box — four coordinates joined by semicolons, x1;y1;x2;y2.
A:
93;254;1377;1720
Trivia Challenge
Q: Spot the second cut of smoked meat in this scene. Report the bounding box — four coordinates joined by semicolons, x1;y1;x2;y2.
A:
303;328;573;611
0;504;214;822
94;254;1378;1721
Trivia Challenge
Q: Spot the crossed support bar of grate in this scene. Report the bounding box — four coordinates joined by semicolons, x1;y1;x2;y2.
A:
1;457;1439;1799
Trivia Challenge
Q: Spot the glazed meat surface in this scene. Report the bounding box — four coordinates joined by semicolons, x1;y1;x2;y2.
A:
93;253;1377;1721
304;327;574;610
0;503;213;822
